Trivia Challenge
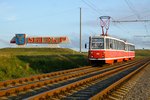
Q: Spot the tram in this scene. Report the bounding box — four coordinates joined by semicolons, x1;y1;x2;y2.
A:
88;35;135;64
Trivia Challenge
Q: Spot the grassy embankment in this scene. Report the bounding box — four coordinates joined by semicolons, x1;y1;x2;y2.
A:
135;49;150;58
0;48;88;81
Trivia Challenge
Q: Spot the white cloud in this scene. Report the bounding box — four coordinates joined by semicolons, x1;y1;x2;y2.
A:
5;15;16;21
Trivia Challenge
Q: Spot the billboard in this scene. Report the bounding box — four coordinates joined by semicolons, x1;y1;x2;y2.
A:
10;34;69;45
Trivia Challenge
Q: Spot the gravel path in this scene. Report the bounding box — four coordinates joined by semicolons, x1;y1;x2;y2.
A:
124;64;150;100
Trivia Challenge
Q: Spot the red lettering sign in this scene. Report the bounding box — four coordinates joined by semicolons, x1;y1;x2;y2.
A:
60;37;66;42
44;37;51;43
51;38;58;43
34;37;42;43
26;36;68;44
27;38;34;43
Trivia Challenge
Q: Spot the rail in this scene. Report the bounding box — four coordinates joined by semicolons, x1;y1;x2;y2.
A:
90;60;150;100
25;59;148;100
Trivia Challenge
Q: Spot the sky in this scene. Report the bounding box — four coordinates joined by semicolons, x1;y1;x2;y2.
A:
0;0;150;50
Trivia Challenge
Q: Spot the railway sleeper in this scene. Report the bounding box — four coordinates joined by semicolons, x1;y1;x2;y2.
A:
119;87;129;92
114;91;126;96
117;89;127;94
108;95;120;100
111;93;124;99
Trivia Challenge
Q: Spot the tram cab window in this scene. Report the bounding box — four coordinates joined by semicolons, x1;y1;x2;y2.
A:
91;38;104;49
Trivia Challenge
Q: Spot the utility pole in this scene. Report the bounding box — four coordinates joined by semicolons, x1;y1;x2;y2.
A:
80;7;82;53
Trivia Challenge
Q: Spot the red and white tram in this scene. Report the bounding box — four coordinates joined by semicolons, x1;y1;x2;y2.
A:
88;35;135;64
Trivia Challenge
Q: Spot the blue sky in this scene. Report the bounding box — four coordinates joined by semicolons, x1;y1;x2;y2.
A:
0;0;150;50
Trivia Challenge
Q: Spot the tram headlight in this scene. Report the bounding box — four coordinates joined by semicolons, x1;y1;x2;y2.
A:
96;53;100;55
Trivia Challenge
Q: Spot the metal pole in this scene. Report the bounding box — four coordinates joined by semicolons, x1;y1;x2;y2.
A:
80;7;82;53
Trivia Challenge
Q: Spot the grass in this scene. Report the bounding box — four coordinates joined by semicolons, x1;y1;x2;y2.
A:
0;48;78;56
135;49;150;58
0;48;88;81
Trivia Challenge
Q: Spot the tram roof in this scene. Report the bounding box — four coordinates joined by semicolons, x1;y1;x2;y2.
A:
91;35;124;42
90;35;134;46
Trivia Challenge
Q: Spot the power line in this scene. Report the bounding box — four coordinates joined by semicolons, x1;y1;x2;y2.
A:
134;35;150;37
124;0;149;34
81;0;130;34
81;0;103;15
112;19;150;22
81;0;149;36
116;10;150;20
124;0;141;19
144;24;148;33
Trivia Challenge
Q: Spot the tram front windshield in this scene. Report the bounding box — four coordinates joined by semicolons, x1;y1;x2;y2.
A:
91;38;104;49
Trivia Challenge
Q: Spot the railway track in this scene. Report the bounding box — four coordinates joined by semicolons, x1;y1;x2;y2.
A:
105;66;145;100
0;58;149;100
100;59;150;100
90;59;150;100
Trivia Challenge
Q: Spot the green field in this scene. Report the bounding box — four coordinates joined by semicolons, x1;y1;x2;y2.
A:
135;49;150;58
0;48;88;81
0;48;149;81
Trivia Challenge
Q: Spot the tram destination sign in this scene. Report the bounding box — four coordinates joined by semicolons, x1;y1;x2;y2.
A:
10;34;69;45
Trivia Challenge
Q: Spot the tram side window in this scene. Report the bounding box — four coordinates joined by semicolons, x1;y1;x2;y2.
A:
123;43;124;50
106;38;109;49
109;39;113;49
113;40;115;49
130;45;135;51
125;44;128;51
129;45;131;51
120;42;125;50
130;45;132;51
115;40;118;50
115;40;121;50
120;42;122;50
123;42;125;50
118;41;120;50
116;40;119;50
118;41;121;50
133;46;135;51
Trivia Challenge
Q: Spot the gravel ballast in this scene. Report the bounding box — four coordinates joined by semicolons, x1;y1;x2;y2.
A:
124;64;150;100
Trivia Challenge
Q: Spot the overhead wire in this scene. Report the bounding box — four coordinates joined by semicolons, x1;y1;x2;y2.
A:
124;0;149;34
116;10;150;20
124;0;150;47
82;0;150;48
81;0;131;34
81;0;103;15
124;0;141;19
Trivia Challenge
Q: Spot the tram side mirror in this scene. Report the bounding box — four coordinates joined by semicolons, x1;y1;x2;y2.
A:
85;43;87;49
